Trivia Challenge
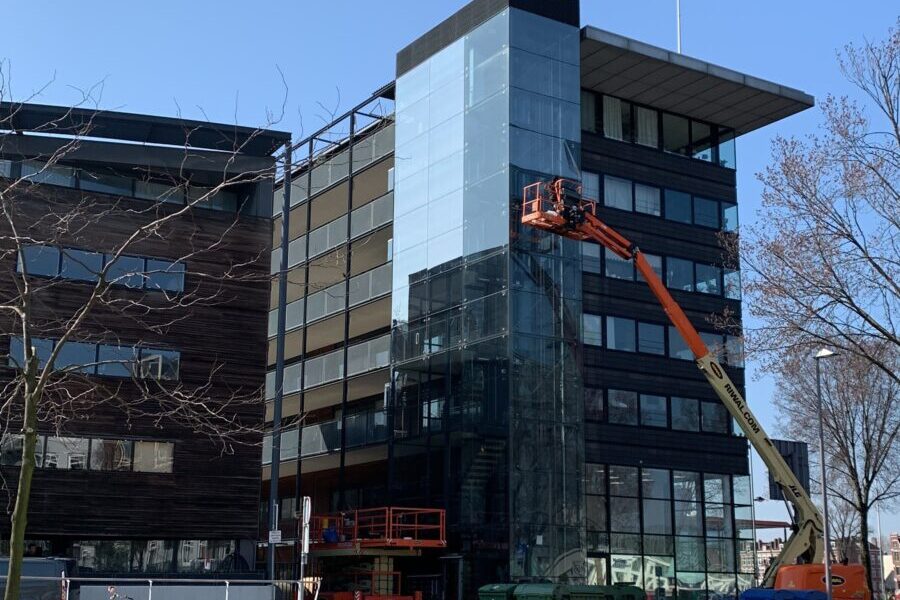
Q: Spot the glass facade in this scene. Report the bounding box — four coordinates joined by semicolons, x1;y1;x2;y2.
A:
390;7;584;581
584;465;754;597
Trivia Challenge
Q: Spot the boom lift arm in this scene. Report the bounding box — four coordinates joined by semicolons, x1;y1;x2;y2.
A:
521;179;824;588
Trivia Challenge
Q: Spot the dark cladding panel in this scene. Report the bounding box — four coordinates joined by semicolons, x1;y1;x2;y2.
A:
769;439;810;501
396;0;580;76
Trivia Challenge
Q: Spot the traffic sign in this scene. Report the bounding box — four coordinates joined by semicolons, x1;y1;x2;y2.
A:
269;530;282;544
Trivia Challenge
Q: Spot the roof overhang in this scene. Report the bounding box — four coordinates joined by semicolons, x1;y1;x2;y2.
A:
0;102;291;157
581;27;814;135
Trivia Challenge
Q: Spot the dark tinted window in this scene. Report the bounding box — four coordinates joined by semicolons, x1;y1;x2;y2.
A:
19;245;60;277
61;249;103;282
640;395;667;428
608;390;638;425
664;190;692;223
666;258;694;292
637;322;665;355
106;255;145;288
662;113;690;155
146;259;185;292
56;342;97;374
701;402;729;433
695;264;722;295
606;317;636;352
693;197;720;228
691;121;714;162
671;397;700;431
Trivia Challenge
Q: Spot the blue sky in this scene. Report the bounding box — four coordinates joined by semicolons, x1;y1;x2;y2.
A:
5;0;897;540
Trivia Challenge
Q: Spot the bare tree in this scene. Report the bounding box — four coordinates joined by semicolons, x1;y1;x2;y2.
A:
738;19;899;382
773;347;900;592
0;88;282;598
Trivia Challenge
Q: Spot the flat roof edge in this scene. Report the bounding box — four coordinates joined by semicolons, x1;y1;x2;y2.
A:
0;101;291;157
581;26;815;108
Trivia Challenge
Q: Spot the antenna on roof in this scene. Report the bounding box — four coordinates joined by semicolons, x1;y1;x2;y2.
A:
676;0;683;53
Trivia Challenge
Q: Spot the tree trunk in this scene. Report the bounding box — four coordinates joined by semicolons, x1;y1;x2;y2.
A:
5;362;40;600
860;505;874;597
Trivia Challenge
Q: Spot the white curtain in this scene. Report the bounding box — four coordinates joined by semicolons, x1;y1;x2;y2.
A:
635;106;658;147
603;95;623;140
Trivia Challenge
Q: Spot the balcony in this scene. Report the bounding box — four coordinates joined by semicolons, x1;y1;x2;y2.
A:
262;409;388;465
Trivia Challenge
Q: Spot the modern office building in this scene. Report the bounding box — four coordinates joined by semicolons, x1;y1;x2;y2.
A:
0;103;286;574
263;0;813;595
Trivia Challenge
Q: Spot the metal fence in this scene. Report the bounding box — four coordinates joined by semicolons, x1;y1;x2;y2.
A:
0;575;317;600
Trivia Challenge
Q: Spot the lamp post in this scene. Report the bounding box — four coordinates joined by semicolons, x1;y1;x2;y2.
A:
815;348;838;600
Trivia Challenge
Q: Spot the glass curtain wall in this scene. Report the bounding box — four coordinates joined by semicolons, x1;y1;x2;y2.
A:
391;6;584;582
391;9;513;582
507;9;584;581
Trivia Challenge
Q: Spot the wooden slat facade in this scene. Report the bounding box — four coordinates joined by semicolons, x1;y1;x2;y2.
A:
0;182;270;541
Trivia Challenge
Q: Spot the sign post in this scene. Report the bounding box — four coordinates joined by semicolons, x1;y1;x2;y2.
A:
298;496;311;598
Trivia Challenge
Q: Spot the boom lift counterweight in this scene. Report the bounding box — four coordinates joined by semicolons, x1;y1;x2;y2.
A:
520;178;865;597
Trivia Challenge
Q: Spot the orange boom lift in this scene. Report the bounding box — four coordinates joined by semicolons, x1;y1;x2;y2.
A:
520;178;868;600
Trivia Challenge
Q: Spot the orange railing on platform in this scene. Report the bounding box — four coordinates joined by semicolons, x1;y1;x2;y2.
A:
309;507;446;549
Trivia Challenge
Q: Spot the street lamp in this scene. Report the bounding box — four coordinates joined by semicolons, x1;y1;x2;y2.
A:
815;348;839;600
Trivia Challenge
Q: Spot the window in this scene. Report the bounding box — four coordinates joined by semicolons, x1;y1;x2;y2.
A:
604;176;632;211
726;336;745;368
668;326;693;361
695;264;721;295
640;395;667;428
18;245;60;277
638;254;663;283
610;497;641;532
138;348;180;380
664;190;692;224
146;259;185;293
133;441;175;473
80;171;133;195
56;341;97;374
693;197;720;228
724;270;742;300
61;249;103;282
637;322;665;355
634;106;658;148
722;202;739;231
666;257;694;292
608;390;638;426
90;439;133;471
97;345;137;377
674;501;703;535
7;336;53;369
583;171;600;200
643;499;672;534
582;242;601;274
586;388;605;421
662;113;690;155
45;437;88;470
641;468;671;499
582;314;603;347
605;250;634;280
691;121;714;162
634;184;661;216
701;402;729;434
718;128;737;169
603;96;632;142
606;316;636;352
0;435;23;466
586;463;607;495
671;397;700;431
106;255;145;288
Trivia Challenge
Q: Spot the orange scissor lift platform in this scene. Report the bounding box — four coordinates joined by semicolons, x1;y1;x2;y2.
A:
309;507;446;552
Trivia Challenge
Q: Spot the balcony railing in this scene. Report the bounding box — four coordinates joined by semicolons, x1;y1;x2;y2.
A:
262;409;388;465
309;507;446;550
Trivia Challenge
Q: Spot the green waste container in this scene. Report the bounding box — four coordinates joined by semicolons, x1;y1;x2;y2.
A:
480;584;520;600
566;585;608;600
514;584;566;600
